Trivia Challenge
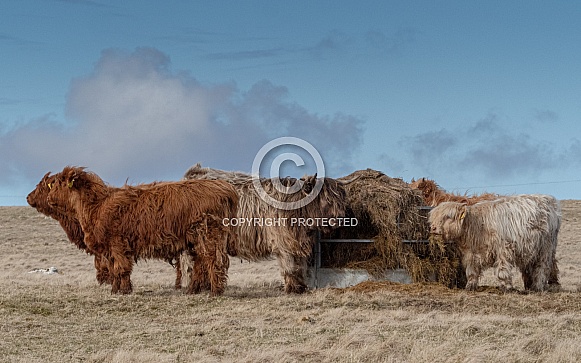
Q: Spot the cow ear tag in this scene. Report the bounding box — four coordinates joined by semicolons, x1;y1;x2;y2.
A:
67;179;75;188
460;211;466;220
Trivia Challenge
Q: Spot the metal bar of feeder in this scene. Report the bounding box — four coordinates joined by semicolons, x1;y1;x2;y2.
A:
319;239;430;244
315;230;321;287
402;239;431;244
319;239;374;243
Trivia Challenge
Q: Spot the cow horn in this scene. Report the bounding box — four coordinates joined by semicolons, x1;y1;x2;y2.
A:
338;175;361;185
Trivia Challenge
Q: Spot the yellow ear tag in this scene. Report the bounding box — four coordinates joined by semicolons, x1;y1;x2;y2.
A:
47;183;52;190
67;179;74;188
460;211;466;220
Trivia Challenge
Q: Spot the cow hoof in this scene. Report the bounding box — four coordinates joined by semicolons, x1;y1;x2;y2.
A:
499;285;515;293
285;284;308;294
465;283;478;291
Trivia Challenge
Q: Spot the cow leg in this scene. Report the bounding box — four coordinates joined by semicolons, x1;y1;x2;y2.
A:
528;246;553;292
187;253;208;294
521;266;533;290
548;245;560;287
94;254;111;285
529;262;550;292
549;231;560;286
462;252;481;291
85;233;110;285
205;227;229;297
109;240;133;294
186;228;207;295
118;270;133;294
495;260;514;292
173;255;182;290
109;256;121;294
188;222;229;297
496;270;514;291
175;264;182;290
464;263;481;291
180;252;193;290
111;279;121;294
277;253;308;294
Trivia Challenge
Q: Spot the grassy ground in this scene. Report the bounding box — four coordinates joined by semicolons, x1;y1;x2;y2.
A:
1;202;581;362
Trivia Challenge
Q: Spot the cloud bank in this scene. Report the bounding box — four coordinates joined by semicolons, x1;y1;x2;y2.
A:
0;47;363;189
400;112;578;187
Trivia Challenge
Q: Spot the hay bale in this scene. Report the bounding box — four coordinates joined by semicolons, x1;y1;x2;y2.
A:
322;169;465;288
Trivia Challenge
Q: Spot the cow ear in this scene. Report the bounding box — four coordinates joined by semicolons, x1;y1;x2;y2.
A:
458;205;467;222
67;173;78;189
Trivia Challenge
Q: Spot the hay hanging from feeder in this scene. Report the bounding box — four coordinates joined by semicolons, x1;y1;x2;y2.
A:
323;169;465;288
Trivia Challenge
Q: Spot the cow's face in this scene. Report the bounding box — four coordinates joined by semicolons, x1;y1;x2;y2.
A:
46;170;78;212
410;177;437;200
46;177;66;211
300;173;317;196
428;202;466;241
27;172;53;212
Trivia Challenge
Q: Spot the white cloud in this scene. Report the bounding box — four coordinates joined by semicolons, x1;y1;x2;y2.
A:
0;47;363;189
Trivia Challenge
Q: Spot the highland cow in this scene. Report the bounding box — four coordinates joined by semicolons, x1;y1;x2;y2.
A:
183;163;347;293
47;166;238;296
428;195;561;292
414;177;560;286
410;177;499;207
27;172;185;289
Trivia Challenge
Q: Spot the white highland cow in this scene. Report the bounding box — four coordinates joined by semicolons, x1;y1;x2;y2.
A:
428;195;560;292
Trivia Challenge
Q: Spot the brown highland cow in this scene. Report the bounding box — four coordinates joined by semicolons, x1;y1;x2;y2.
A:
47;166;238;296
27;172;184;289
410;177;499;207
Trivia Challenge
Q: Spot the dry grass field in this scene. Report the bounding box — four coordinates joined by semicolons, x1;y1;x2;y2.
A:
1;201;581;362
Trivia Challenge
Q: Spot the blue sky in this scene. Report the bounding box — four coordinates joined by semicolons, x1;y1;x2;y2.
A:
1;1;581;205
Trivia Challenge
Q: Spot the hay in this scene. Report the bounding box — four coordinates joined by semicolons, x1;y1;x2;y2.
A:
323;169;465;288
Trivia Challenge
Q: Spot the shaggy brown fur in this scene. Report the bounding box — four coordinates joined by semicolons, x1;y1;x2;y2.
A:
47;166;238;296
27;172;110;284
27;172;86;250
410;178;499;206
183;163;347;293
428;195;561;292
27;172;185;289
